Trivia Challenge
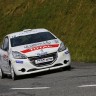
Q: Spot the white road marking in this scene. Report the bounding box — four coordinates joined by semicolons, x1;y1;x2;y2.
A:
11;87;50;90
78;84;96;88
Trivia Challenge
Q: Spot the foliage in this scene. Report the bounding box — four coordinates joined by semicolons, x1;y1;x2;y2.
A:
0;0;96;62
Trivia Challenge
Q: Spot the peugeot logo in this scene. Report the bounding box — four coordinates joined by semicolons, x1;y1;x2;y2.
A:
37;49;47;57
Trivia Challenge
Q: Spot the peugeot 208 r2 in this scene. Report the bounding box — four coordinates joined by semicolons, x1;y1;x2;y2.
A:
0;28;71;80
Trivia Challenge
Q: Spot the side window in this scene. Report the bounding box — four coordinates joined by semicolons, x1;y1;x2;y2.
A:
2;37;9;51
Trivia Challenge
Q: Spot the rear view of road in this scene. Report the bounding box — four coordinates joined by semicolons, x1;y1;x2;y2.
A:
0;62;96;96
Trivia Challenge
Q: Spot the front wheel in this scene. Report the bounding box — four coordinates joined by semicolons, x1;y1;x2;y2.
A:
62;65;71;71
0;69;6;79
10;65;17;80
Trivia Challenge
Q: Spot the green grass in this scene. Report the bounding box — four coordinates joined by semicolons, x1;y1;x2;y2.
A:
0;0;96;62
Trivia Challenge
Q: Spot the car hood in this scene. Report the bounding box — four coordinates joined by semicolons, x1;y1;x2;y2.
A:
11;39;61;57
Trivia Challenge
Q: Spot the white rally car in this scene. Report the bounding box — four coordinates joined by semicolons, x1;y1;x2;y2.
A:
0;28;71;80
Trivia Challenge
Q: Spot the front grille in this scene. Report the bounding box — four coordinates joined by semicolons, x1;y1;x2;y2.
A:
28;52;57;67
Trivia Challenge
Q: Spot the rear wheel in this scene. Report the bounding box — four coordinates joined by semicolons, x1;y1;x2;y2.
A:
10;65;17;80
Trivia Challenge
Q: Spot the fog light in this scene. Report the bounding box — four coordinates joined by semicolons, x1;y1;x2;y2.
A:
64;60;69;64
20;68;26;72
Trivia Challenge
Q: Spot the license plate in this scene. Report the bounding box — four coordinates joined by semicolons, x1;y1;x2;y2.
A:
35;57;53;64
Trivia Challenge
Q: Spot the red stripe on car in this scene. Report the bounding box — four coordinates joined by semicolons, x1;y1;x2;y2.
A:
21;44;59;53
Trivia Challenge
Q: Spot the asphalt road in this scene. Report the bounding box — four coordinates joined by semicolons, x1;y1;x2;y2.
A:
0;62;96;96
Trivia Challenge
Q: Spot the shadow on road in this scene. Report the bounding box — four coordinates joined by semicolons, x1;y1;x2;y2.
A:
12;66;74;80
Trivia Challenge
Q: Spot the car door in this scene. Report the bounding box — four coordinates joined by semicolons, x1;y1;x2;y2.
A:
0;37;10;73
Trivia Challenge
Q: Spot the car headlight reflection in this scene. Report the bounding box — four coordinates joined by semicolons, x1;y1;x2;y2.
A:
58;42;66;52
12;51;27;59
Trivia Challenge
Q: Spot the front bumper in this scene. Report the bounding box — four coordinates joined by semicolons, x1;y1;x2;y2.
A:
11;48;71;75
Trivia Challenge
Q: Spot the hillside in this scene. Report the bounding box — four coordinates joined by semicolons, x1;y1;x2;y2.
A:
0;0;96;62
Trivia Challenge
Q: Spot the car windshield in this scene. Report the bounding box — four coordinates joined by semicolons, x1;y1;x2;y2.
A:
11;32;56;47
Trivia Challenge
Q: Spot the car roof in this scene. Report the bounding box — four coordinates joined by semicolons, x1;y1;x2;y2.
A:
7;28;49;38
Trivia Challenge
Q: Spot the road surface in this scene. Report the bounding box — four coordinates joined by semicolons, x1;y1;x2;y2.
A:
0;62;96;96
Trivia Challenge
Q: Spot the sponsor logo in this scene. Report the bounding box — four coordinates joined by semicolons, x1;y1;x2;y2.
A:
65;51;69;54
16;60;23;64
3;54;8;62
21;44;59;53
24;41;51;49
54;39;59;43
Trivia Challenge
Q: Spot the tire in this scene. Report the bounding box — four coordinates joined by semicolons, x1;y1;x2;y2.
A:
0;69;6;79
66;65;71;71
10;65;17;80
63;65;71;71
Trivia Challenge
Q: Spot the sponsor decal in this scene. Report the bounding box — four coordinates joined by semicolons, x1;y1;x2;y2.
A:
16;60;23;64
65;51;69;54
3;54;8;61
21;44;59;53
24;41;51;49
54;39;59;43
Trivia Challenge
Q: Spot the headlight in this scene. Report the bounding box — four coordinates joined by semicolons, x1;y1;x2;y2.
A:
58;42;66;52
12;51;27;59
